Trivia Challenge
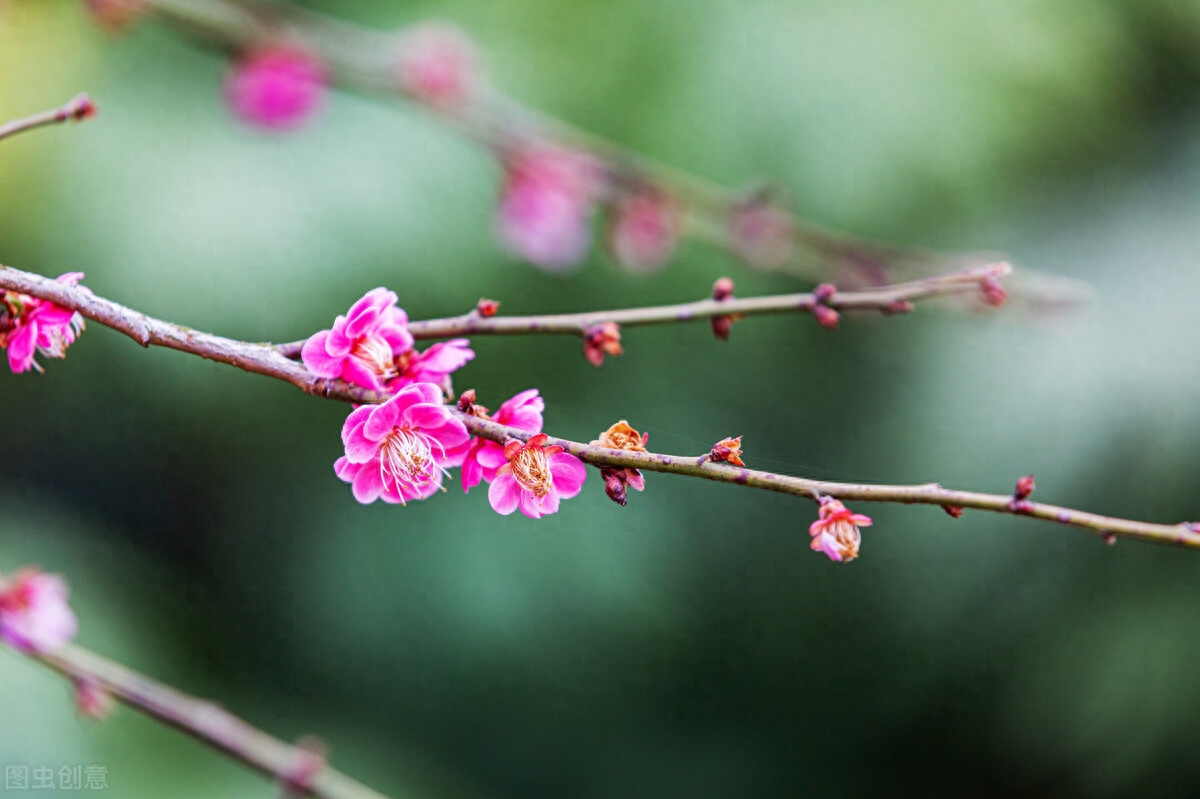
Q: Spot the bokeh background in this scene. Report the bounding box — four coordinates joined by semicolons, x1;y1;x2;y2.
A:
3;1;1200;796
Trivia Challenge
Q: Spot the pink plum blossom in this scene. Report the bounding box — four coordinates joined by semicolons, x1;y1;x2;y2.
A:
388;339;475;394
809;498;873;562
608;192;680;272
461;388;544;492
0;569;79;653
728;200;795;269
396;22;483;112
488;433;587;519
334;382;470;504
495;145;600;270
301;288;415;391
225;48;327;131
2;272;88;375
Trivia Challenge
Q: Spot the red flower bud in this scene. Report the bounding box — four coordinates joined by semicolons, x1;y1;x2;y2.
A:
813;283;837;303
603;469;628;506
1014;475;1035;500
981;277;1008;307
941;505;964;519
476;298;500;317
712;277;735;302
813;305;840;330
882;300;914;316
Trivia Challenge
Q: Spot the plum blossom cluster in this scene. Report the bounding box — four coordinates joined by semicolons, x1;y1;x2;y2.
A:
0;272;87;374
306;289;589;517
82;3;790;278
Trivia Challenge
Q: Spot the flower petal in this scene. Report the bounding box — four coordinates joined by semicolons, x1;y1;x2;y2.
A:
548;452;587;498
351;462;384;504
488;473;521;515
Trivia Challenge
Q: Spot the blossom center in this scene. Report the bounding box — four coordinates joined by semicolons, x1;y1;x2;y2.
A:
351;334;397;380
379;427;441;487
512;446;553;497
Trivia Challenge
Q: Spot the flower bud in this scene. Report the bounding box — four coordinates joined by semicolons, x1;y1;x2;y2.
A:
603;469;628;506
813;305;840;330
476;298;500;317
980;277;1008;307
583;322;622;367
1014;475;1035;500
941;504;964;519
813;283;837;303
712;277;735;302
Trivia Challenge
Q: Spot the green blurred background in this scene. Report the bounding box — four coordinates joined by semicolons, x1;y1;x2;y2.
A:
3;0;1200;796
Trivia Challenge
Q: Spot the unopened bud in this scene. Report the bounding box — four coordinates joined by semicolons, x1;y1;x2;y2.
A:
63;94;97;122
602;469;628;506
813;305;840;330
476;298;500;317
980;277;1007;307
941;505;964;519
882;300;914;316
457;389;477;411
1104;533;1118;546
712;277;735;302
813;283;837;303
711;315;734;341
1014;475;1035;500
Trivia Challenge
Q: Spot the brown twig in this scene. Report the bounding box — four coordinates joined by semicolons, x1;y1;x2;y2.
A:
127;0;1008;285
0;94;96;143
273;263;1006;357
2;263;1195;549
27;644;389;799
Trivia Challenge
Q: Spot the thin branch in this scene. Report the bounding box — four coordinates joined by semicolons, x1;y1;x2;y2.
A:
274;263;1007;357
2;263;1195;549
134;0;1005;285
0;95;96;143
27;644;390;799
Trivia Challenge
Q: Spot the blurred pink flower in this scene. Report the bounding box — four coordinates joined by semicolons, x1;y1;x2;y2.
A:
225;48;326;131
334;383;470;504
496;145;600;270
728;200;795;269
396;22;483;111
389;339;475;394
461;388;544;492
808;499;873;562
301;288;414;391
488;433;586;519
608;192;679;272
2;272;87;374
0;569;79;653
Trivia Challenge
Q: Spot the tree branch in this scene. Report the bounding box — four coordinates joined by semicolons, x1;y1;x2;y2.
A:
2;263;1195;549
131;0;1018;287
25;644;390;799
273;263;1007;357
0;94;96;143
